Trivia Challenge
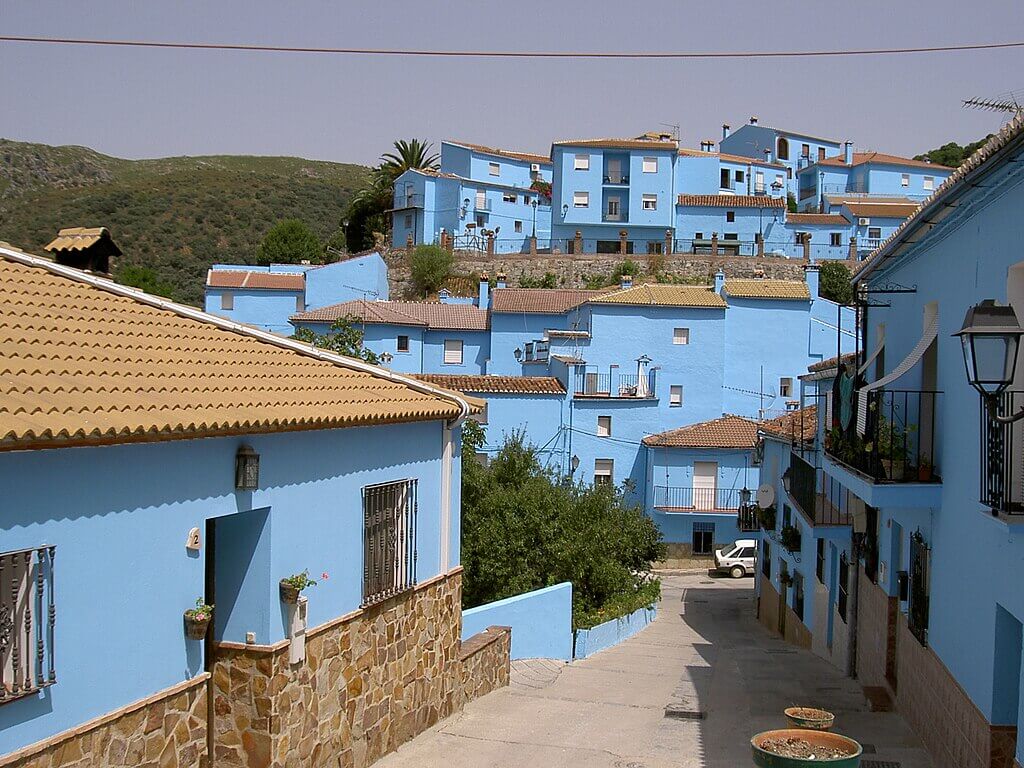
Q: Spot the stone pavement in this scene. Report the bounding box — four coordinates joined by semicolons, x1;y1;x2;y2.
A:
375;573;934;768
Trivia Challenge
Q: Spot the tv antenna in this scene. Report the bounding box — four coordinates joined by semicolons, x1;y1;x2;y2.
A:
659;122;680;141
963;94;1022;116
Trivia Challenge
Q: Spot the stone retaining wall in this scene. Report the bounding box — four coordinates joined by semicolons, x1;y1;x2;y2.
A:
457;626;511;706
0;674;208;768
658;543;715;570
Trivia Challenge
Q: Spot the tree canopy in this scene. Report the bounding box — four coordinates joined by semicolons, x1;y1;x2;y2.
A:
818;261;853;305
292;315;378;364
256;219;323;266
914;135;994;168
409;244;454;296
116;264;176;299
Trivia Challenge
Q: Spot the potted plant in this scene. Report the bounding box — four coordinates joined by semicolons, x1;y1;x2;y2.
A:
280;569;323;603
184;598;213;639
758;504;777;531
918;458;934;482
780;524;802;554
779;571;794;588
784;706;836;731
751;729;861;767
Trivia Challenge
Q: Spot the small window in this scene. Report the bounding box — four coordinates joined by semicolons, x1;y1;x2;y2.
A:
397;335;410;353
762;540;772;578
901;173;910;187
670;385;683;407
868;227;882;239
220;292;234;310
787;167;793;179
735;170;745;183
723;233;738;241
443;339;463;365
362;479;418;606
642;157;658;173
642;194;657;210
779;377;793;398
514;220;523;233
597;415;612;437
923;176;934;191
404;214;413;228
830;233;842;247
503;192;517;203
475;191;487;208
475;215;485;228
775;174;785;188
594;459;613;485
574;154;590;170
488;162;500;176
818;147;826;161
816;539;825;583
720;169;731;189
573;191;589;208
0;547;56;699
801;143;810;158
694;232;704;241
693;522;714;556
296;295;305;313
673;327;690;345
607;198;620;217
726;211;735;223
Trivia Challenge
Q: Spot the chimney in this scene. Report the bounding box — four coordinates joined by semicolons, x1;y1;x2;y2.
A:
805;264;820;300
478;271;490;310
722;123;731;139
620;274;634;290
714;270;725;294
749;116;758;125
496;271;507;289
844;141;854;165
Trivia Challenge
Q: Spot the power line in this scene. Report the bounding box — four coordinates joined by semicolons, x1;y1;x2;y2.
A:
2;35;1023;60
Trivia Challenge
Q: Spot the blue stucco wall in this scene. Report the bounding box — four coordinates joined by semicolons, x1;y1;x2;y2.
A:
204;286;302;335
0;418;457;754
304;253;389;309
573;605;657;659
462;582;574;661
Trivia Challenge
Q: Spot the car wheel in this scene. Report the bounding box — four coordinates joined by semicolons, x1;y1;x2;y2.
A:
730;565;745;579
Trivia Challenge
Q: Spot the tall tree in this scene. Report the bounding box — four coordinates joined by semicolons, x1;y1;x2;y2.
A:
379;139;440;182
256;219;322;265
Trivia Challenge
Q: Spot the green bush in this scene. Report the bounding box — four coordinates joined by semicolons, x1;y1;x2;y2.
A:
819;261;853;305
408;244;454;295
460;422;665;629
256;219;322;266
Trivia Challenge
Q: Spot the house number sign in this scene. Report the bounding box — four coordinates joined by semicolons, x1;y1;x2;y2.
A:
186;527;202;551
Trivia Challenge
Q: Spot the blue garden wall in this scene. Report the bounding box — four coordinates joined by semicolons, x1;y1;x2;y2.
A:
462;583;574;661
573;605;658;659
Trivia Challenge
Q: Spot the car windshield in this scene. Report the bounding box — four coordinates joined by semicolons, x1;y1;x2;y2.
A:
720;542;739;557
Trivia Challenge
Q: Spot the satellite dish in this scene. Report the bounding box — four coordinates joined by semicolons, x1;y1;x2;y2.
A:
756;484;775;509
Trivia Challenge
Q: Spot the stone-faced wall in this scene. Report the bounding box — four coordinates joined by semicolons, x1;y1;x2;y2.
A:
659;543;714;570
0;674;208;768
758;574;781;635
457;626;511;707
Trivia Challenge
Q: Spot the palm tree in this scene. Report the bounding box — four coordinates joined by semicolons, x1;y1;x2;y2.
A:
379;139;439;181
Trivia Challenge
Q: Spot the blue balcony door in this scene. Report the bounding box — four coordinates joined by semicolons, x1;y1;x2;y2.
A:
607;158;622;184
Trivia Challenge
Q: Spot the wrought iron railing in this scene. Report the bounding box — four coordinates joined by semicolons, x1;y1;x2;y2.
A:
837;552;849;622
980;390;1024;513
909;531;930;645
574;367;656;399
653;486;743;511
603;174;629;184
824;389;941;483
737;504;760;532
1;547;56;704
395;193;423;208
788;452;851;526
362;480;417;607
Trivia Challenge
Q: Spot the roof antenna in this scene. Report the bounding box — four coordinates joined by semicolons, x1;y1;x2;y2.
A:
962;95;1022;116
659;122;680;141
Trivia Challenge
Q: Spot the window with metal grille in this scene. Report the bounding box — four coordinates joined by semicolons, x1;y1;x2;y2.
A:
692;522;714;556
761;540;771;578
397;335;410;353
793;571;805;621
837;552;849;622
909;532;930;645
1;547;56;704
362;480;417;607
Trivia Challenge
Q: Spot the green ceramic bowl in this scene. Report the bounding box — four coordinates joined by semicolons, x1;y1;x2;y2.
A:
751;729;862;767
784;706;836;731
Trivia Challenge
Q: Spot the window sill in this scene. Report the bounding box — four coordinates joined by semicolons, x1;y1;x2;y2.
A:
976;507;1024;532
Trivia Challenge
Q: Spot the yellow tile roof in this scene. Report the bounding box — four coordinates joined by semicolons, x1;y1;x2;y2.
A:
44;227;114;252
723;280;810;300
0;245;472;451
590;284;727;308
643;415;760;448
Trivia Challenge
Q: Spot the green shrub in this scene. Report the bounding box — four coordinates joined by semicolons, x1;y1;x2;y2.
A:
819;261;853;305
408;244;454;295
256;219;322;266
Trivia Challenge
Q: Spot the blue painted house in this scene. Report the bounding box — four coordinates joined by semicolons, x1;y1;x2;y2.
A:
0;243;508;767
204;251;389;334
752;116;1024;768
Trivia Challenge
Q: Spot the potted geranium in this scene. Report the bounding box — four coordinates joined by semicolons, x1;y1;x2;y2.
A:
780;524;802;554
280;570;325;603
184;598;213;639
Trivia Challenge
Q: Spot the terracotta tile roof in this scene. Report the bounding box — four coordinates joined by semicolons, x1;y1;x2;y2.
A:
825;194;912;207
44;227;121;254
841;201;920;219
676;194;786;209
206;270;305;291
759;406;818;442
856;113;1024;281
591;284;727;308
724;279;810;300
292;299;489;331
810;151;953;172
643;415;759;448
0;246;472;451
677;147;786;169
490;288;610;314
413;374;565;395
446;140;551;166
786;213;850;226
553;138;679;151
550;354;586;365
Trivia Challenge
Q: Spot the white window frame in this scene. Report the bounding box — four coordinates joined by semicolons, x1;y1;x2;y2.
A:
514;220;523;233
607;198;621;219
901;173;910;187
502;192;517;204
670;385;683;407
642;194;657;210
573;191;589;208
594;459;614;485
830;232;842;247
673;327;690;345
397;335;410;353
597;415;612;437
779;377;793;398
642;157;658;174
443;339;463;365
475;190;487;209
220;292;234;310
923;176;934;191
574;154;590;170
488;162;500;177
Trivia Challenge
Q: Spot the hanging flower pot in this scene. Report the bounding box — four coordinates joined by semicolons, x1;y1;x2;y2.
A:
279;569;325;603
184;598;213;640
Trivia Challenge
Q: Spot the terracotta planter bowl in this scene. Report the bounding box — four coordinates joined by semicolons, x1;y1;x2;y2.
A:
784;706;836;731
280;580;301;603
751;729;862;767
184;614;211;640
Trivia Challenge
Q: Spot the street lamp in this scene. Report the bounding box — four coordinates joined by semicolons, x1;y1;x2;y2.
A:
562;203;569;220
571;455;580;474
531;199;538;237
955;300;1024;421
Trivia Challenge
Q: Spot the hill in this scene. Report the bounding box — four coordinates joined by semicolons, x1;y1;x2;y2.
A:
0;139;369;304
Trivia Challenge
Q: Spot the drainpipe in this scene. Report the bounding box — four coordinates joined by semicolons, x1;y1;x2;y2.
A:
0;245;472;429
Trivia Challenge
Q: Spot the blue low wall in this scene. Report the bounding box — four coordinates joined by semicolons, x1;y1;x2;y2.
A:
462;582;574;661
573;605;657;659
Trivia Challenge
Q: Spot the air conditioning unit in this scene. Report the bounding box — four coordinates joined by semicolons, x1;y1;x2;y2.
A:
858;217;871;226
530;163;541;173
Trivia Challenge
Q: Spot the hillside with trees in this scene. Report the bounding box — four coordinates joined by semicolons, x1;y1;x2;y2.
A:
914;134;995;168
0;138;368;304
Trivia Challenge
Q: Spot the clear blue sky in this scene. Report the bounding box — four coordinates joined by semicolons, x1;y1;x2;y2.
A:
2;1;1022;165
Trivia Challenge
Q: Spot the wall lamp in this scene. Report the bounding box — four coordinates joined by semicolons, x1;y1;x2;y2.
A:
955;300;1024;422
513;347;523;362
562;203;569;219
571;455;580;474
461;198;470;219
379;351;394;367
235;445;260;490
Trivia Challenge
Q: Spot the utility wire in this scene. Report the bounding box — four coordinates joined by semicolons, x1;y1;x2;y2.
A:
2;35;1023;59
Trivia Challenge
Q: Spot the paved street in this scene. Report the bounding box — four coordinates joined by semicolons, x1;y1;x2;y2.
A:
376;573;934;768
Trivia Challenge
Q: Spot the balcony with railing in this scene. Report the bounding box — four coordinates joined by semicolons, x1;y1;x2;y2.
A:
653;486;744;513
603;174;630;185
573;366;657;399
522;340;550;364
787;452;851;527
737;504;761;532
474;197;492;212
394;193;423;209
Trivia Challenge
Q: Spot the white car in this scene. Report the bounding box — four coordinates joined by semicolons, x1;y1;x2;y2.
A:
714;539;758;578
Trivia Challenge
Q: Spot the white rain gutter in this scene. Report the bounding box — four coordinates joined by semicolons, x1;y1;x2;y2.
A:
0;245;471;428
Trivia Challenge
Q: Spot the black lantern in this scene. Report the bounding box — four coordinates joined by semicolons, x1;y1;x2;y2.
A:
513;347;523;362
235;445;260;490
570;454;580;474
955;300;1024;397
740;487;752;506
781;467;792;494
